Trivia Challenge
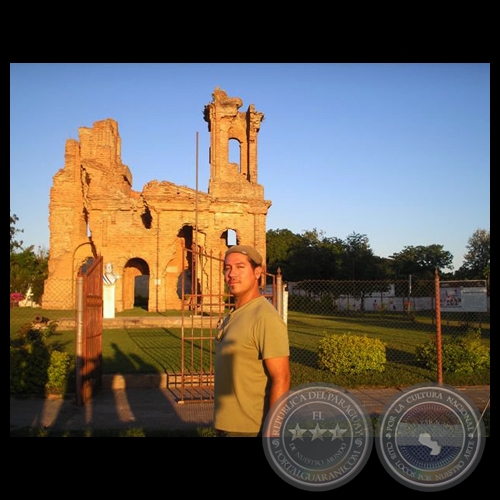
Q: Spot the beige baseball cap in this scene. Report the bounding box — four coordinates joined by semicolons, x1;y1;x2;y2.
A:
225;245;263;266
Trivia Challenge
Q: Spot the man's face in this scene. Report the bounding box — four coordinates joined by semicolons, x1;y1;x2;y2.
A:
224;252;261;296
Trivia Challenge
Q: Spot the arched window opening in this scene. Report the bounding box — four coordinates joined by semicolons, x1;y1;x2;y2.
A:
227;229;237;246
229;138;241;174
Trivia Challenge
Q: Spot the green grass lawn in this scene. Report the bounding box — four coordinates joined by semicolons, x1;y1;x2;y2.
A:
10;307;490;437
287;312;489;388
11;307;490;390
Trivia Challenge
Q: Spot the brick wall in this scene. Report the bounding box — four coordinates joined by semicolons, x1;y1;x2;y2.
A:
43;89;271;312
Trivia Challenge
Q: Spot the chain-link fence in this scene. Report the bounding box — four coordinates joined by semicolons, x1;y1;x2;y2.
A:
285;277;490;388
10;272;490;393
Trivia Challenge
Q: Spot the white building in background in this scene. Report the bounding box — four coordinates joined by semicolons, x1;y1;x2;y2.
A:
287;281;488;313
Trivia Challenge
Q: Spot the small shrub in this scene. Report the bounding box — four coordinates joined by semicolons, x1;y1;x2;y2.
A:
415;328;490;374
46;350;71;395
17;319;57;344
10;292;25;302
318;332;386;375
10;319;70;396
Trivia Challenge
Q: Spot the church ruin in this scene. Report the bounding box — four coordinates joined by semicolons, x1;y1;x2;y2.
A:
42;88;271;312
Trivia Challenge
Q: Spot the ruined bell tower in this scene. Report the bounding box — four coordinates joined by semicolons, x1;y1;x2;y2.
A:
43;88;272;312
204;87;266;200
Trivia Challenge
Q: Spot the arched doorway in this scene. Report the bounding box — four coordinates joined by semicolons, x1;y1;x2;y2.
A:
123;258;150;311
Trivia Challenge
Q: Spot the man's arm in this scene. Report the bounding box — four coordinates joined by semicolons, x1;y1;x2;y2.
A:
264;356;291;408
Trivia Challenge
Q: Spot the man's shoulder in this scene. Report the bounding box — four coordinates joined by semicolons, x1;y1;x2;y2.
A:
253;297;286;325
254;295;278;311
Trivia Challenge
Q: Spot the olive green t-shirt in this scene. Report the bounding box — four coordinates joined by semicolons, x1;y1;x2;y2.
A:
214;296;290;434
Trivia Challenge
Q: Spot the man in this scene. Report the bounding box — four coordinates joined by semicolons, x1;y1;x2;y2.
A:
214;245;291;437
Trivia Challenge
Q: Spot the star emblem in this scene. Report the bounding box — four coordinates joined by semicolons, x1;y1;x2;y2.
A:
310;423;328;441
288;423;307;441
328;423;347;441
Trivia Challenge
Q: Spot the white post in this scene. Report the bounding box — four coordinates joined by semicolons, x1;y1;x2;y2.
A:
283;286;289;324
103;262;120;319
103;285;116;318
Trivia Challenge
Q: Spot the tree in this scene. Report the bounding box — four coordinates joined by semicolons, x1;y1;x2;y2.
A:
267;227;458;284
338;232;393;308
266;228;390;282
10;212;23;252
457;229;490;281
266;228;302;275
10;213;49;303
284;229;346;281
389;244;454;279
343;232;378;280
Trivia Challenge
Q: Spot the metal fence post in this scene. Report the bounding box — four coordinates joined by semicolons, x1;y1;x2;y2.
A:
435;269;443;384
276;268;283;319
75;276;84;405
283;284;288;324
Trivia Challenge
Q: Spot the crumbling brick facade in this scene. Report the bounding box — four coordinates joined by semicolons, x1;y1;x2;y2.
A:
42;88;271;312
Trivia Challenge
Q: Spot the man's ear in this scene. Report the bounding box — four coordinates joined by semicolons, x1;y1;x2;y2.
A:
254;266;263;279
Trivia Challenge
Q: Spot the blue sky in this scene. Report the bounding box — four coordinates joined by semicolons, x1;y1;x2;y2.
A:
10;63;490;271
